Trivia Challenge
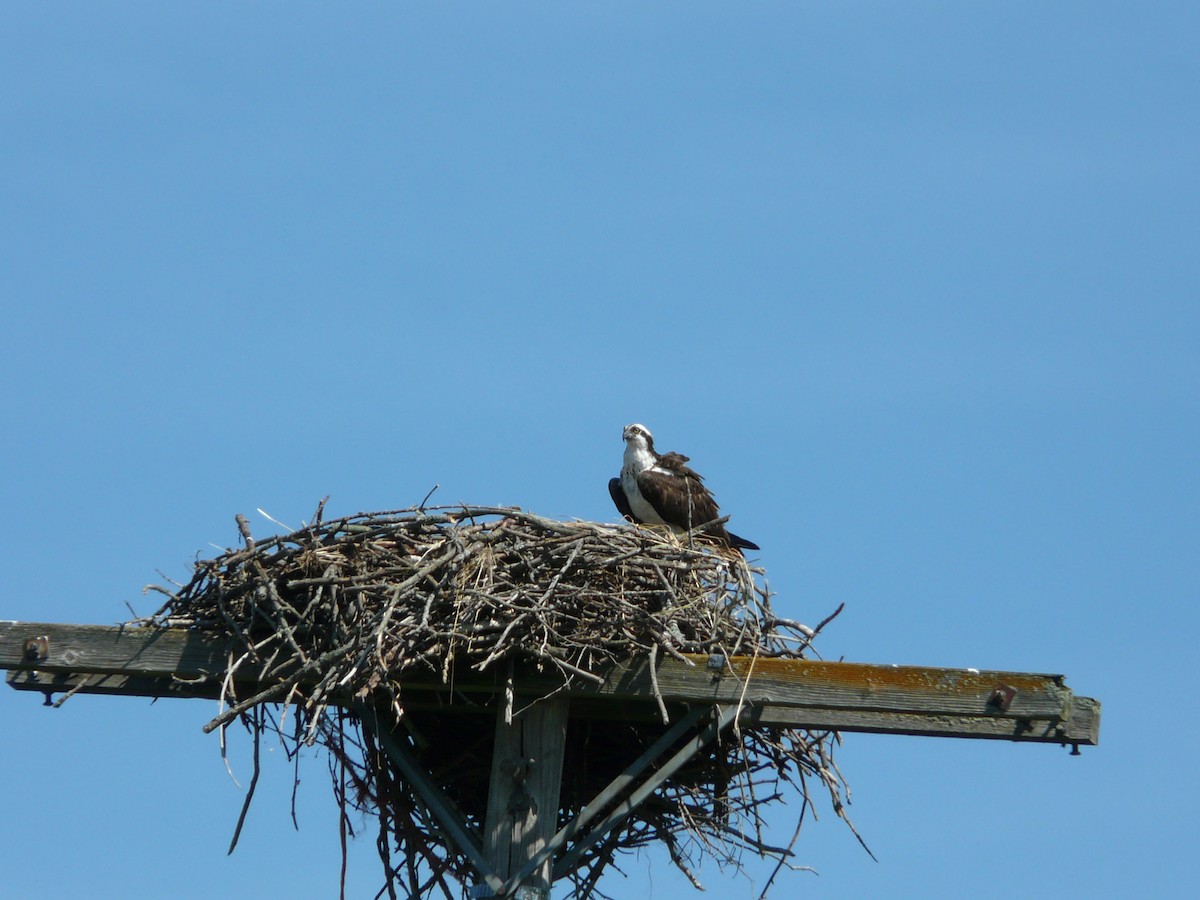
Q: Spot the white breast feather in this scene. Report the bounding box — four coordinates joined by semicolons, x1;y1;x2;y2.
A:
621;435;690;526
621;446;677;525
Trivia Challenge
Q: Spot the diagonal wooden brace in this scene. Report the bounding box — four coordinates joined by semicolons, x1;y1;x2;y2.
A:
549;703;742;883
348;701;506;895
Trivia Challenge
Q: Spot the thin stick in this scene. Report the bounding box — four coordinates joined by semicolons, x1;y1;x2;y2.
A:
226;705;262;855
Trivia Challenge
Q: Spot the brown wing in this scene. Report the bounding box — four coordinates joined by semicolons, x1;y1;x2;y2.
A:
657;451;691;467
646;454;759;552
636;466;723;533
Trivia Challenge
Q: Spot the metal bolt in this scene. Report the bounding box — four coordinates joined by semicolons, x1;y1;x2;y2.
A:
988;684;1016;712
23;636;49;662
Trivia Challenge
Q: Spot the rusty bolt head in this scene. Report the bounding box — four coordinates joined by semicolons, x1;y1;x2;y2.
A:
23;636;49;662
988;684;1016;712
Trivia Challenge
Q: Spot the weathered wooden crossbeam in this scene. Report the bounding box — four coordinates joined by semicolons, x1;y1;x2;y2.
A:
0;621;1099;746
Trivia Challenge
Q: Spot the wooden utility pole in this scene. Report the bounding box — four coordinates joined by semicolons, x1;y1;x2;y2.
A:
481;693;569;897
1;620;1100;898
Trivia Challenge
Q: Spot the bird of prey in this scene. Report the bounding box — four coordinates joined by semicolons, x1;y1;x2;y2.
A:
608;422;759;552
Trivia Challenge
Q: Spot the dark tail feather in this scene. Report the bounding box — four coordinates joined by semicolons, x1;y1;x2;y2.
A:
728;532;759;552
693;514;759;554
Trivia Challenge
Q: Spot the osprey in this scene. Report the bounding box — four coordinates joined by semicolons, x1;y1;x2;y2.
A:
608;423;759;552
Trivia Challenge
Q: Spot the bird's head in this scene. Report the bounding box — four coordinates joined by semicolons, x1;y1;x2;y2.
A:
622;423;654;452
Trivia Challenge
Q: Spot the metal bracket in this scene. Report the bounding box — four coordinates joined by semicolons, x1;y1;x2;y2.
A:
505;756;536;813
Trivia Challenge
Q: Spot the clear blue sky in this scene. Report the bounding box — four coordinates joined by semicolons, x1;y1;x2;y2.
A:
3;3;1196;898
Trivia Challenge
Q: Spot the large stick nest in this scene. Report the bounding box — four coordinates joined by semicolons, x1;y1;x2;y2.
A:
143;504;855;899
